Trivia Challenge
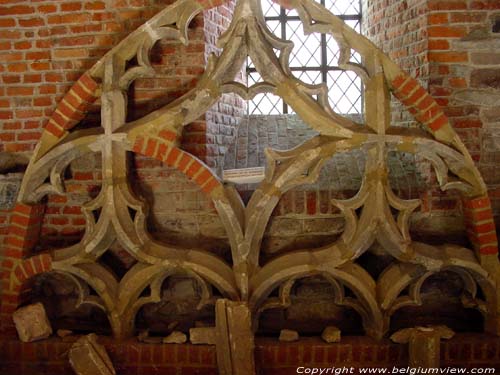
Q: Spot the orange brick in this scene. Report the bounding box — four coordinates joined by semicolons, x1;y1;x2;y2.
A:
145;138;158;157
429;39;450;50
398;78;418;98
159;130;177;142
194;169;212;186
477;232;498;245
415;94;435;111
32;256;44;274
428;26;467;38
464;207;493;222
165;147;181;166
186;160;202;178
469;221;496;234
22;260;35;278
45;120;65;138
132;136;145;154
177;153;192;172
449;77;467;88
464;196;490;209
79;73;99;92
14;265;26;283
201;178;220;194
51;110;68;128
428;13;449;24
429;114;448;131
73;80;97;102
428;52;468;63
391;74;408;90
57;100;81;120
156;143;169;160
479;246;498;255
407;86;427;105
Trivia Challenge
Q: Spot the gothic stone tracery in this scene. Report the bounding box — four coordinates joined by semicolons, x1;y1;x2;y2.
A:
1;0;499;373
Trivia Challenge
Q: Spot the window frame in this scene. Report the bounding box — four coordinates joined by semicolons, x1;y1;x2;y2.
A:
247;0;363;115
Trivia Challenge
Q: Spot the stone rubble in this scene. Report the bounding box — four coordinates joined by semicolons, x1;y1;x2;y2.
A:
279;329;299;342
321;326;341;343
189;327;217;345
163;331;187;344
69;334;116;375
12;302;52;342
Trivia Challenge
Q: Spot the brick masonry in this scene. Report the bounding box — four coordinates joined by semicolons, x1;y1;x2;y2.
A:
0;0;499;362
362;0;500;237
0;334;500;374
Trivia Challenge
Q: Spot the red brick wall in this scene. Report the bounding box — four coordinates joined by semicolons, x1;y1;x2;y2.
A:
1;334;499;374
363;0;500;234
0;0;242;253
425;0;500;226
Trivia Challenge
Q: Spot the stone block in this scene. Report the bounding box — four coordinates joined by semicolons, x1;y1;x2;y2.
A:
69;334;116;375
279;329;299;342
0;173;22;210
471;68;500;89
163;331;187;344
321;326;341;343
190;327;216;345
13;302;53;342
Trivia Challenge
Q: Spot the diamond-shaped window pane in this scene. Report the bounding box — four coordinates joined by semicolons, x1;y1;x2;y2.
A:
327;71;362;114
324;0;360;15
249;0;362;115
261;0;281;17
249;93;283;115
248;71;263;85
287;21;322;68
292;70;322;85
326;35;340;66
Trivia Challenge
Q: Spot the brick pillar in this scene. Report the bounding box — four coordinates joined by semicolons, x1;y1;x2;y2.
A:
0;202;46;333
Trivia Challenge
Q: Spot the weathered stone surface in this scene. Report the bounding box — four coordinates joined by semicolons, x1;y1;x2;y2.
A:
321;326;341;343
0;152;28;173
471;69;500;89
279;329;299;342
0;173;22;210
163;331;187;344
13;303;52;342
391;326;454;368
69;334;116;375
216;300;255;375
190;327;216;345
471;52;500;65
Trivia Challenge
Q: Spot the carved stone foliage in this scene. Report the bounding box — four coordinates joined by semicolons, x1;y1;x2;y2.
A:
7;0;500;365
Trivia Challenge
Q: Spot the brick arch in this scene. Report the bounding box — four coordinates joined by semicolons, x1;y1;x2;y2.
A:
1;202;46;322
132;133;223;197
0;252;52;333
388;72;498;257
39;73;99;145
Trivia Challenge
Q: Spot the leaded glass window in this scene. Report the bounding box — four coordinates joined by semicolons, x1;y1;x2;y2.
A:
248;0;363;115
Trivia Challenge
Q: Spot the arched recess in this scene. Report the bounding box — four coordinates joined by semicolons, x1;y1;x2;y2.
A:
0;0;498;348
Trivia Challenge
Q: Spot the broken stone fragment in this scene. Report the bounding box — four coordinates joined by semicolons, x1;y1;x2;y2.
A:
390;326;454;368
279;329;299;342
321;326;341;343
163;331;187;344
189;327;216;345
13;302;53;342
69;334;116;375
57;329;73;338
